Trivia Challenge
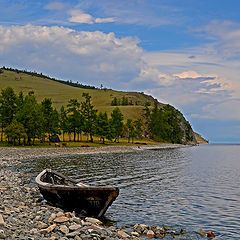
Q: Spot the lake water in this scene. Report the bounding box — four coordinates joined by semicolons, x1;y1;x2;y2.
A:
18;144;240;239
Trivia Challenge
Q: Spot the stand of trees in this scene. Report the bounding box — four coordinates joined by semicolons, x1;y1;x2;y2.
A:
111;96;134;106
0;87;193;146
0;87;130;145
143;101;193;144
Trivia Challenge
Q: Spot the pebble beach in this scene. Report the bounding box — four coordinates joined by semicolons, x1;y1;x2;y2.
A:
0;144;205;240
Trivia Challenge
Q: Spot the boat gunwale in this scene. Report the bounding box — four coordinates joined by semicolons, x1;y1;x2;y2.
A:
35;169;119;192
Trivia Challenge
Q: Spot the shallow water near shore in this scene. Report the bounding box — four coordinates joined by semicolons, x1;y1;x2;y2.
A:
16;144;240;239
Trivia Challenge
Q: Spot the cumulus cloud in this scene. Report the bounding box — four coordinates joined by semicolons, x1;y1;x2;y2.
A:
0;24;142;88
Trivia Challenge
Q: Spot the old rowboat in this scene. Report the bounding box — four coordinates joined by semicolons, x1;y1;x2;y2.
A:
35;169;119;218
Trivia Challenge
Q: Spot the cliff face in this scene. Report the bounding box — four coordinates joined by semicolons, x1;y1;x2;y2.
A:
168;106;197;145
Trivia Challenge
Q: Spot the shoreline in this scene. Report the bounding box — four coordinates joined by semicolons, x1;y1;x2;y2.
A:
0;144;188;166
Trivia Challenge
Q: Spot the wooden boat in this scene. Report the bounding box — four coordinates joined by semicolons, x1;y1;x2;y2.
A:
35;169;119;218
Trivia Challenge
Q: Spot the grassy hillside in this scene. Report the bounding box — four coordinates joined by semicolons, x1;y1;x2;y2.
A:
0;69;159;120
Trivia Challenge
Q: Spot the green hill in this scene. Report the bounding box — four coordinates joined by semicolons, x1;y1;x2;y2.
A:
0;68;157;120
0;67;202;144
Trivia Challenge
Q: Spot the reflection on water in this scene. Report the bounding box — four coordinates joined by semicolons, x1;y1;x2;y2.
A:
18;145;240;239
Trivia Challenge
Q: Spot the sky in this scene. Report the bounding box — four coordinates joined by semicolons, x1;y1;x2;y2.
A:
1;0;240;143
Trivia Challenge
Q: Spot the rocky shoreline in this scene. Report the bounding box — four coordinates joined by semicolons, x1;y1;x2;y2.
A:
0;145;211;240
0;144;186;167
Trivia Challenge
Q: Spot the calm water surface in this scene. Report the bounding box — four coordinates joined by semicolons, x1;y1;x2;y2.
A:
17;144;240;239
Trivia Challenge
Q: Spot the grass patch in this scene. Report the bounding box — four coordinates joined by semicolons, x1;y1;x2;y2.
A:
0;69;156;120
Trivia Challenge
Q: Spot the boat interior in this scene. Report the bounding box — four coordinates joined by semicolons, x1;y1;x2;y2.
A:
41;170;75;186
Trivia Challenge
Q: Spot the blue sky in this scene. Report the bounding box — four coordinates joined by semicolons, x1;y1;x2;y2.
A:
1;0;240;143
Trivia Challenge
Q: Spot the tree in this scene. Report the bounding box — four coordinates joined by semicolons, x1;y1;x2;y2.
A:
59;106;69;142
142;101;151;138
110;107;123;142
16;93;44;145
16;91;24;111
121;96;129;106
67;99;81;142
126;119;136;143
81;93;97;142
95;112;112;143
148;103;182;143
4;120;27;145
41;98;60;140
111;97;118;106
0;87;17;142
134;118;143;140
76;114;84;142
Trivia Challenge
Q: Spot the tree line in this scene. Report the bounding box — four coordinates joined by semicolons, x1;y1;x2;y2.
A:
1;67;97;90
0;87;193;146
0;87;146;145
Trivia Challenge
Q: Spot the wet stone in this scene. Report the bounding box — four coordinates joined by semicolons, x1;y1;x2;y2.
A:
146;230;155;238
37;221;48;229
54;216;69;223
66;230;81;237
72;217;81;224
69;224;82;231
117;230;130;238
56;211;65;217
85;217;102;225
59;225;69;235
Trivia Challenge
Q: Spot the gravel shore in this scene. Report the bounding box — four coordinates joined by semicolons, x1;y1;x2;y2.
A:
0;144;201;240
0;144;185;167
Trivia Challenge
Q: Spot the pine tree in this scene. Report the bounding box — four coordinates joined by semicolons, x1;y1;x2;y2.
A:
16;93;44;145
81;93;97;142
110;107;123;142
0;87;17;142
67;99;81;142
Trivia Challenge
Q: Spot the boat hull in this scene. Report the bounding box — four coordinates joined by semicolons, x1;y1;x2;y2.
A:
36;169;119;218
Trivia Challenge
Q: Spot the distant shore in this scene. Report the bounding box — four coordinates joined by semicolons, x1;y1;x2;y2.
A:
0;144;188;166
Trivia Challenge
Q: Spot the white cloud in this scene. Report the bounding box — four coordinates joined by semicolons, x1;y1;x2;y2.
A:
133;65;174;87
199;20;240;58
174;71;202;79
68;10;94;24
1;22;240;124
75;0;181;27
68;9;116;24
0;24;142;88
201;100;240;120
95;17;115;23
